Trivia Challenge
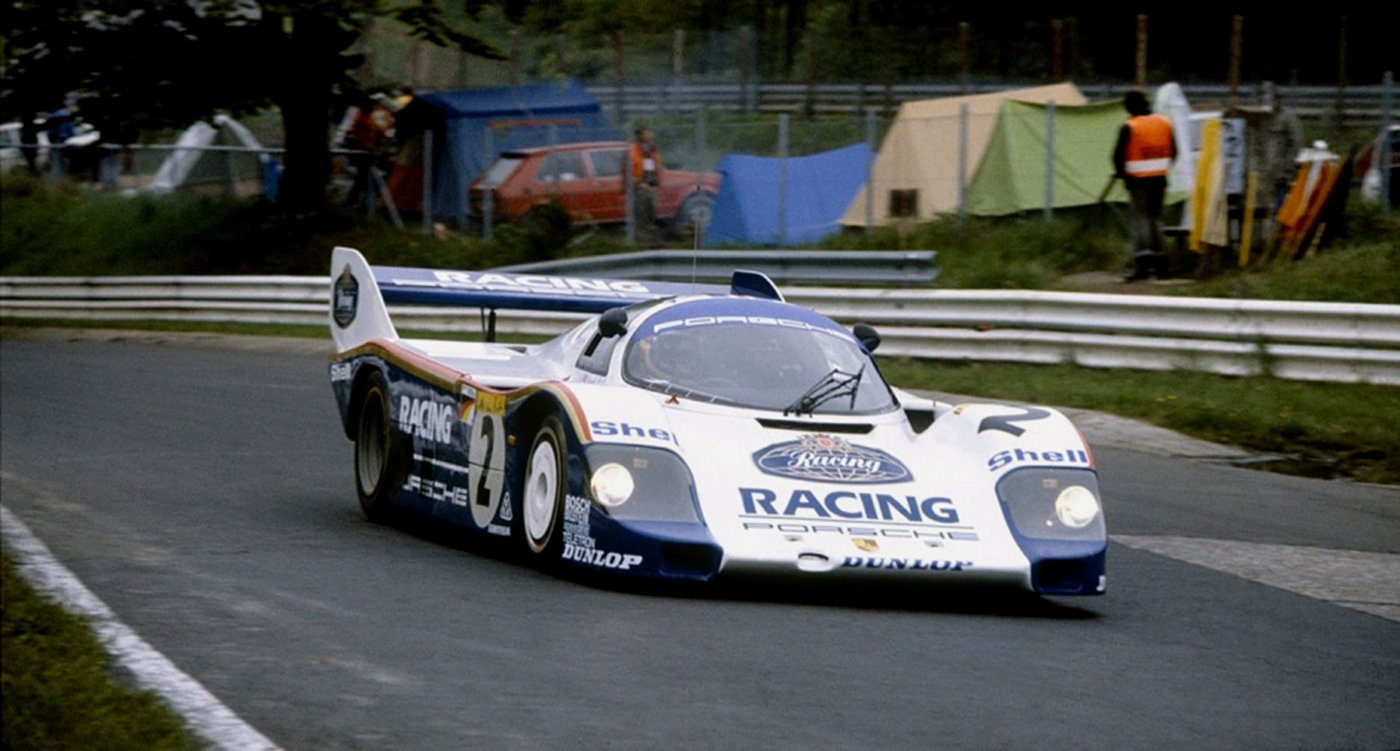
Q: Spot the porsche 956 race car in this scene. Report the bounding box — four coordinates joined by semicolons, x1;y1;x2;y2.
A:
327;247;1107;595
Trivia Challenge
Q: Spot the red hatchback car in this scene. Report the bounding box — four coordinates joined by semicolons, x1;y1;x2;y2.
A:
470;141;718;234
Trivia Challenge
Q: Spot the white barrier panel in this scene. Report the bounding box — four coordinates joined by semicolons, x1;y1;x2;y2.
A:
2;277;1398;385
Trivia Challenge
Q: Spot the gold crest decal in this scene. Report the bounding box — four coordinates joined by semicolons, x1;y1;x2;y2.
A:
853;538;880;553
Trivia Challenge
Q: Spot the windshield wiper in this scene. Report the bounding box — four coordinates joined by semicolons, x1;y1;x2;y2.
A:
783;366;864;416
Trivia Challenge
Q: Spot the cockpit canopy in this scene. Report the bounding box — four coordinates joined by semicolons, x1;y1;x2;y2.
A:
621;298;896;415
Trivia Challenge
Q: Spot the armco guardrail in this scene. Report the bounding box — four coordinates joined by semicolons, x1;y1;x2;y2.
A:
2;276;1398;385
496;249;937;286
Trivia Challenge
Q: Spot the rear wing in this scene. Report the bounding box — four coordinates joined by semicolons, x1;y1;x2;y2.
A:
329;247;782;351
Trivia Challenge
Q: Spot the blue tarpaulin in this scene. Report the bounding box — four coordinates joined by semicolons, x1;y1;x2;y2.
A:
412;79;618;220
703;143;872;246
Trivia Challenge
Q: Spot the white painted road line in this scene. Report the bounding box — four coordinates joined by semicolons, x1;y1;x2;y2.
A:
1114;534;1400;622
0;504;280;751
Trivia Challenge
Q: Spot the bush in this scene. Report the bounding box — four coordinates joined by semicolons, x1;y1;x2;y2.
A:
0;177;530;276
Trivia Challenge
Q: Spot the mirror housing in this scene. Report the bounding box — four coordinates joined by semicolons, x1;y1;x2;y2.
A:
599;308;629;338
853;323;881;353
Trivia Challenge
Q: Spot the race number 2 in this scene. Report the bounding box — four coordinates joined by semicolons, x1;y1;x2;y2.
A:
467;391;507;529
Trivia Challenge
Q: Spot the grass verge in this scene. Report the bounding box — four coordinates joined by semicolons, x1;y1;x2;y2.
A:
1;555;197;751
1169;204;1400;304
821;213;1129;289
878;358;1400;485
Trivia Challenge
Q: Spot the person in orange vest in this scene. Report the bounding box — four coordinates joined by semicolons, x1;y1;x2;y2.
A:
623;126;663;245
1113;90;1177;281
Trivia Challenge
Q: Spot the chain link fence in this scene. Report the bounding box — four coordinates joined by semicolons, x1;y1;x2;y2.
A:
4;73;1392;248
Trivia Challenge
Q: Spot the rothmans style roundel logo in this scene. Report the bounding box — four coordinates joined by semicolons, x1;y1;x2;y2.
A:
333;266;359;329
754;434;913;484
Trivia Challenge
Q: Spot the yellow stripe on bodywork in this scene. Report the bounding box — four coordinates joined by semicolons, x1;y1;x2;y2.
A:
333;340;593;442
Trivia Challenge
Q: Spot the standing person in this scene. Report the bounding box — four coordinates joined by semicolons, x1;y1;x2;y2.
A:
44;107;76;178
1113;90;1177;281
624;126;663;245
19;114;41;174
343;97;392;208
1264;93;1303;212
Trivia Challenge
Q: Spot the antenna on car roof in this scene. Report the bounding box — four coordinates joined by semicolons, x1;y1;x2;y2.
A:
691;182;701;286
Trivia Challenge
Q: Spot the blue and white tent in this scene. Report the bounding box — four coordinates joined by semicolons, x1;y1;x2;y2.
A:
401;79;618;220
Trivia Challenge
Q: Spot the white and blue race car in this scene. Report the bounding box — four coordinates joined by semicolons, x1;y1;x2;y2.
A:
328;247;1106;595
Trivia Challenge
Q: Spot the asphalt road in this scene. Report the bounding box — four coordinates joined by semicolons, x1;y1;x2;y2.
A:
2;334;1397;750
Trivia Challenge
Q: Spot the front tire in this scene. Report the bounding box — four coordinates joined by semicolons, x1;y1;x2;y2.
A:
354;370;407;522
521;415;567;557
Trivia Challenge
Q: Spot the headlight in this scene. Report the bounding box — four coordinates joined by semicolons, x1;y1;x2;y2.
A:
582;445;701;524
995;467;1104;542
1054;485;1099;528
589;462;635;507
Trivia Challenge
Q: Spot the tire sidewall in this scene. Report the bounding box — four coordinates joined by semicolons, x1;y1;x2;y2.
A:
354;370;405;522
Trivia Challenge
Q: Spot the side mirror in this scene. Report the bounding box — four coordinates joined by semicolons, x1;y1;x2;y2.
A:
599;308;629;338
853;323;881;353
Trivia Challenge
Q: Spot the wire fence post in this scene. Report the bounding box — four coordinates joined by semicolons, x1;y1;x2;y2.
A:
613;30;626;123
363;149;375;215
671;29;685;114
865;108;875;234
624;139;636;246
1333;15;1348;143
696;107;707;162
1044;100;1056;222
777;113;789;246
1381;71;1394;211
738;26;753;114
421;129;433;235
958;102;969;233
482;127;494;239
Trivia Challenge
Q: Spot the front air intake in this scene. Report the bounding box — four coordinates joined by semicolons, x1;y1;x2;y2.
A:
659;542;722;578
757;419;873;434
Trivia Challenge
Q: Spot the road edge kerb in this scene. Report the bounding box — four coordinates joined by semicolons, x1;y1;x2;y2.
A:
0;503;281;751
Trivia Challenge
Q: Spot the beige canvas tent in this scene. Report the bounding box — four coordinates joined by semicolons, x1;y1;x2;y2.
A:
840;83;1087;227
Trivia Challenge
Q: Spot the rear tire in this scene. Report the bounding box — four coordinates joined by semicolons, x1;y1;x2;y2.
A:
354;370;408;522
521;415;567;558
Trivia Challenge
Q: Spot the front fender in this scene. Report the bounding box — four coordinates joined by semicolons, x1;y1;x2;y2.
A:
566;384;684;452
926;402;1105;595
924;402;1093;476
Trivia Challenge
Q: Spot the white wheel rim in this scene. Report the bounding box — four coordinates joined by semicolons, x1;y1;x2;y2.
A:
524;439;559;552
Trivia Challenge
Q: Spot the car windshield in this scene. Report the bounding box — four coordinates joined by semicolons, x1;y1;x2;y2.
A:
621;301;896;415
479;157;522;188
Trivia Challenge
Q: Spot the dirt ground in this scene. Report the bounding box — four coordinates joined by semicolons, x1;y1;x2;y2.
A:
1058;270;1201;295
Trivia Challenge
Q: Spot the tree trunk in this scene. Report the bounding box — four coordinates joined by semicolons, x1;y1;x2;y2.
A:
272;11;338;209
276;93;332;210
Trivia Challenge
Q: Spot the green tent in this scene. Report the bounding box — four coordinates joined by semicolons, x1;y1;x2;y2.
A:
965;100;1131;216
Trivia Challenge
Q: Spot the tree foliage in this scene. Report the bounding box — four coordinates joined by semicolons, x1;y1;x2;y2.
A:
0;1;502;207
